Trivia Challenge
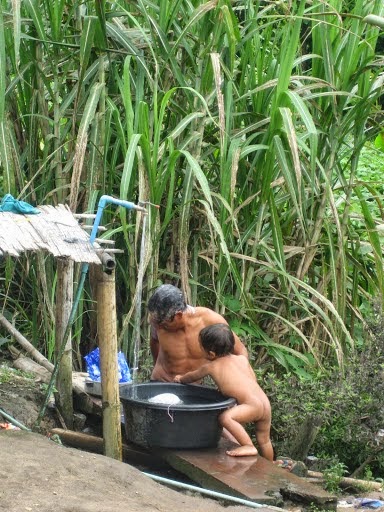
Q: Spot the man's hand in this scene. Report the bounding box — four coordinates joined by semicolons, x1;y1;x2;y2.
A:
174;375;182;383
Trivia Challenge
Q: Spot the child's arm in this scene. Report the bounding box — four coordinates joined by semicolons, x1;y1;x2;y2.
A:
174;364;211;384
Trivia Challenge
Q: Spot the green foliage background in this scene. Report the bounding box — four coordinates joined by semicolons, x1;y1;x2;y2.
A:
0;0;384;378
264;306;384;476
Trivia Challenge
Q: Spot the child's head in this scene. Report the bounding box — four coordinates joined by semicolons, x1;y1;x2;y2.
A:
199;323;235;357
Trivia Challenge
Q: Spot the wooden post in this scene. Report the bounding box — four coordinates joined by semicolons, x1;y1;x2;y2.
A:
289;415;323;461
55;258;74;429
95;263;122;461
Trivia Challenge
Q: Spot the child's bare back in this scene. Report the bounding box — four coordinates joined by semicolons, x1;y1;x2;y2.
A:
208;354;269;408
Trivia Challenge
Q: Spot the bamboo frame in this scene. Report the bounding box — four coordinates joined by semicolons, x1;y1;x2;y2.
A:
95;262;122;461
55;258;74;429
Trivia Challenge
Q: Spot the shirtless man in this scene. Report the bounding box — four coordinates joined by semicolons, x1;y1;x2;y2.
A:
174;323;273;459
148;284;248;382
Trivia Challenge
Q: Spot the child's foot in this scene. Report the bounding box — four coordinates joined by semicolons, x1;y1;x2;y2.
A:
226;445;258;457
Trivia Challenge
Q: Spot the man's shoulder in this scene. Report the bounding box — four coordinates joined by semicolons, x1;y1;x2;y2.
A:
195;307;226;323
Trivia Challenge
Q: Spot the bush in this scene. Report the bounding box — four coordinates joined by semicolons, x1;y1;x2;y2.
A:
261;311;384;476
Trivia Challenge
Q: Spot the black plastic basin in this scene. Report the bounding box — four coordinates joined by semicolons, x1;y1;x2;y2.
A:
120;382;236;449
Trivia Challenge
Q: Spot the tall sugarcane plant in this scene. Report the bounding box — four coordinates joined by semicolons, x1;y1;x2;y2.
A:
0;0;383;375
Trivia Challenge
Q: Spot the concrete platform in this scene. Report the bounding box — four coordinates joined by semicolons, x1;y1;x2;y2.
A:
155;439;337;509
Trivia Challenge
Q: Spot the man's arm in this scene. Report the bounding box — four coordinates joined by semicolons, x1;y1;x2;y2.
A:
150;326;159;364
233;332;248;358
174;364;210;384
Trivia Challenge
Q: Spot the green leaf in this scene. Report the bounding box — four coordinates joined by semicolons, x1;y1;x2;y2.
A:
120;134;142;201
0;7;5;120
374;132;384;152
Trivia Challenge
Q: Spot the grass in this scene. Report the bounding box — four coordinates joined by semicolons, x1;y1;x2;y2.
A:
0;1;384;376
0;362;35;385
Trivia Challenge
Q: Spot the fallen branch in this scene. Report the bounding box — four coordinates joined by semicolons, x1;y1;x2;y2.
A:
350;446;384;479
50;428;169;470
0;313;54;372
307;470;382;491
0;314;100;414
51;428;104;453
8;345;51;383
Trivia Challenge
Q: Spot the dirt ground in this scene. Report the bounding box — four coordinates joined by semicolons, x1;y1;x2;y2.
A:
1;360;383;512
0;362;266;512
0;365;58;434
0;430;271;512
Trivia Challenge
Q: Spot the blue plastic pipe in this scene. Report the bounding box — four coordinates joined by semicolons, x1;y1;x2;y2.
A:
143;472;285;511
0;407;31;431
89;195;146;244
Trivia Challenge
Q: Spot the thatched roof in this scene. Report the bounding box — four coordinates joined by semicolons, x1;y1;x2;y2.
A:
0;204;102;264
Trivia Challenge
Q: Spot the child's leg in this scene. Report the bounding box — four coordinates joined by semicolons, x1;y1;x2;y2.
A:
221;428;240;444
254;417;274;462
219;405;258;457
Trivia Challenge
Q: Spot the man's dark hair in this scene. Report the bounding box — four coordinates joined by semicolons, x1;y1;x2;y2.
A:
147;284;187;323
199;323;235;357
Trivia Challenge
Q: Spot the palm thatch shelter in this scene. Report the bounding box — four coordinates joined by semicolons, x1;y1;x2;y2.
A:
0;203;122;460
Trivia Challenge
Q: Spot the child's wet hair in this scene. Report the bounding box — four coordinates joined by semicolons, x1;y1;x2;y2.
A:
148;284;187;323
199;323;235;356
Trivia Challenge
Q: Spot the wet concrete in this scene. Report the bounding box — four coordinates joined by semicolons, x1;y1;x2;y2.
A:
156;438;337;509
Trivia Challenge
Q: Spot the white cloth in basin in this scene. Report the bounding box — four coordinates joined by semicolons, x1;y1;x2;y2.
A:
148;393;183;405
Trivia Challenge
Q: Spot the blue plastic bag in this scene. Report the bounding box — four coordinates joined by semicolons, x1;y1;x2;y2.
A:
0;194;40;214
357;499;384;509
84;347;131;383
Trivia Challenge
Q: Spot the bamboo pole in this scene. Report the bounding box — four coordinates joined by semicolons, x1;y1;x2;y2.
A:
55;258;74;429
95;263;122;461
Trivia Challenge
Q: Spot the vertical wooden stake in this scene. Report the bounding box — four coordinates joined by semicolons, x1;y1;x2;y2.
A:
55;258;74;429
95;264;122;461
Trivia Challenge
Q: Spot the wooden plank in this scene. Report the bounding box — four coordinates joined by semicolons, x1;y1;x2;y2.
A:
72;372;103;415
155;439;337;509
